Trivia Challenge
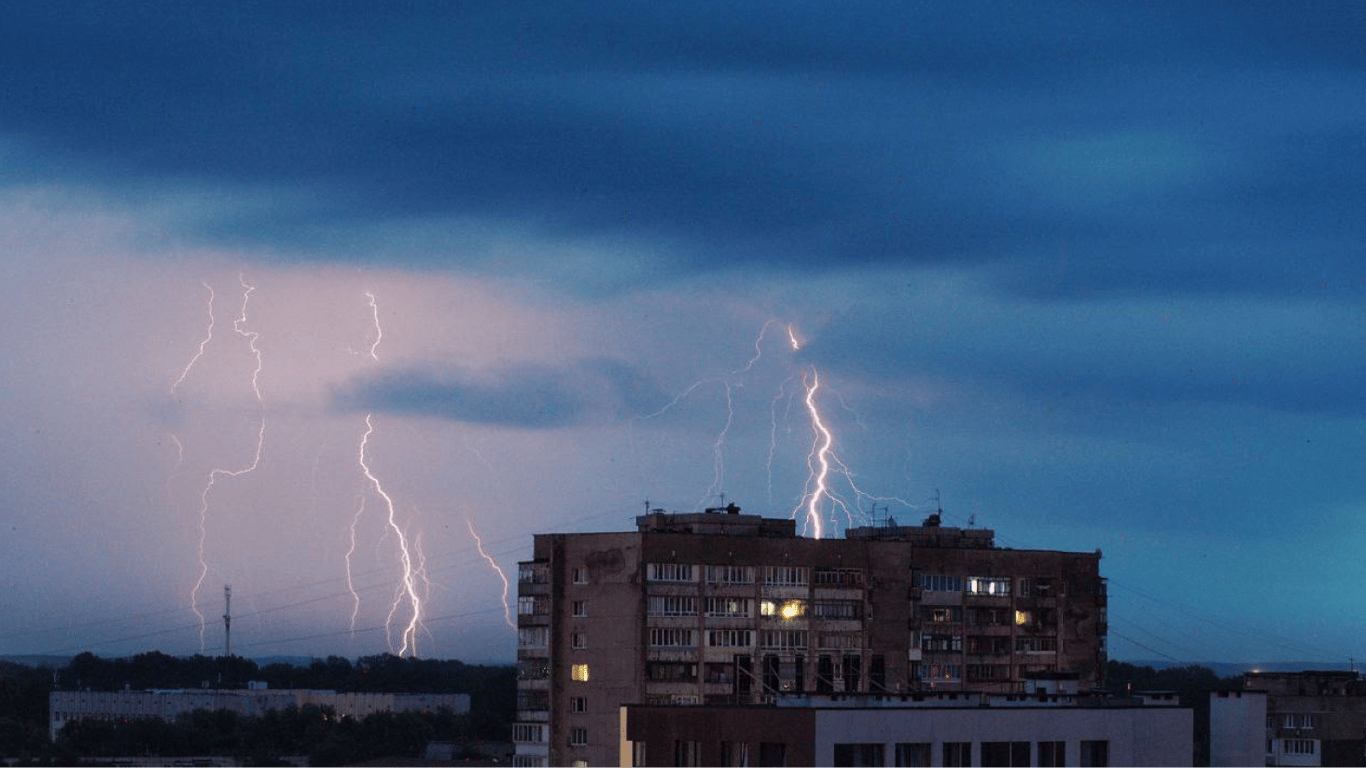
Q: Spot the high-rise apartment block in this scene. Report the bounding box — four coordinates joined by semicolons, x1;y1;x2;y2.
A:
513;507;1107;767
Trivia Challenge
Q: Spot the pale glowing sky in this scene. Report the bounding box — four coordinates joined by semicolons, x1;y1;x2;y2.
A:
4;2;1366;664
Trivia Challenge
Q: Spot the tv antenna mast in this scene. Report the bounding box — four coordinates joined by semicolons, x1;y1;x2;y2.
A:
223;585;232;658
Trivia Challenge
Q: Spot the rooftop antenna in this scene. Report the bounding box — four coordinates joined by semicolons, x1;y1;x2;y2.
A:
223;585;232;659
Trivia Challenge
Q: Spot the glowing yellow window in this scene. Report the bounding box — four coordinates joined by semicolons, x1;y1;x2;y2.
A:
571;664;590;682
1015;610;1033;626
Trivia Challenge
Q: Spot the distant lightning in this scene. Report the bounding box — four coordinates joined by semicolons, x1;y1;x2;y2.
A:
364;291;381;360
347;291;423;657
345;496;366;633
171;282;215;395
359;414;423;657
467;519;515;631
188;274;267;649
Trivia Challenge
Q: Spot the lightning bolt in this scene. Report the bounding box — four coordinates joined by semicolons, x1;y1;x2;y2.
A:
359;414;423;657
467;519;515;631
172;282;215;395
189;274;266;649
346;291;423;657
795;367;833;539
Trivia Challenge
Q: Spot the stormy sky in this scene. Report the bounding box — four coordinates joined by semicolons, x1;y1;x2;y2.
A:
3;1;1366;664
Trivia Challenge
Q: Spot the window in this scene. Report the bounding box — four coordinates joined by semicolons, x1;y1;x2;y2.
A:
943;742;971;767
818;633;862;650
570;664;590;682
813;600;863;620
513;724;547;744
648;595;697;616
517;658;550;680
518;562;548;584
923;633;962;652
571;632;587;649
707;629;753;647
1283;739;1317;755
517;690;549;711
705;662;734;684
870;655;886;692
571;600;587;617
705;596;751;617
570;696;587;713
569;727;588;746
919;573;962;592
924;606;962;623
572;566;589;584
649;628;696;647
647;562;695;582
760;630;808;649
1018;577;1032;597
894;743;931;767
920;663;961;681
518;627;548;647
1017;636;1057;653
1284;713;1318;729
1015;610;1034;626
674;740;702;767
1038;741;1065;767
834;743;885;767
517;595;548;615
648;662;698;682
760;599;808;619
512;757;547;768
981;741;1029;767
967;576;1011;596
763;565;808;586
967;636;1010;655
815;567;866;587
1080;740;1109;767
707;565;754;584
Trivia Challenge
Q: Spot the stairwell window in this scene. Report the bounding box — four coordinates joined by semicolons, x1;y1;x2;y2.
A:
570;664;590;682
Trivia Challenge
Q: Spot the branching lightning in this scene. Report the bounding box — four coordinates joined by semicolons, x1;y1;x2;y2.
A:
467;519;515;631
345;291;425;657
359;414;423;657
187;274;267;649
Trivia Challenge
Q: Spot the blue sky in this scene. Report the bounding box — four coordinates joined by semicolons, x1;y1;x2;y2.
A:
2;2;1365;664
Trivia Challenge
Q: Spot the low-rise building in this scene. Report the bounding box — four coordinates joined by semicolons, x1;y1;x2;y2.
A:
624;690;1192;766
1211;670;1366;767
49;686;469;740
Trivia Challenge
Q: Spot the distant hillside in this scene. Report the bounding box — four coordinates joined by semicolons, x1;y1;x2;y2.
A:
1125;660;1359;677
0;654;71;668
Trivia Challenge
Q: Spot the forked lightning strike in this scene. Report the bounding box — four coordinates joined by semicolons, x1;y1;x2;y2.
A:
467;520;515;631
187;274;267;649
347;291;425;657
359;414;423;657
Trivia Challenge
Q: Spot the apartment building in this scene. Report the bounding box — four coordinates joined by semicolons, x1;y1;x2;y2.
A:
1212;670;1366;767
513;506;1107;767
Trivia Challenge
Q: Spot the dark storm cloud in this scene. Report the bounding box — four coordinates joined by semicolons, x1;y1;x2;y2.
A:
6;2;1366;296
331;357;665;429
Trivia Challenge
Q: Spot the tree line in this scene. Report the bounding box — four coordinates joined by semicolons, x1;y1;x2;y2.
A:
0;651;515;766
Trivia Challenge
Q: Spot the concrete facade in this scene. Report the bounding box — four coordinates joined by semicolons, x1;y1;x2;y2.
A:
1212;671;1366;767
1209;689;1267;768
513;508;1107;767
624;692;1192;767
49;688;469;741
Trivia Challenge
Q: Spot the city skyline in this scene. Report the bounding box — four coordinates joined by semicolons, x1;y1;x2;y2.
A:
3;2;1365;665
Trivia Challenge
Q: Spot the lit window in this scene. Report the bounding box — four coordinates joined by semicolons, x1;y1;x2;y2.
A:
1014;610;1033;626
571;664;590;682
967;577;1011;596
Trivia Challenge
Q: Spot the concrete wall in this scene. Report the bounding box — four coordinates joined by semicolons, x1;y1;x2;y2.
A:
812;705;1192;767
1209;689;1267;767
